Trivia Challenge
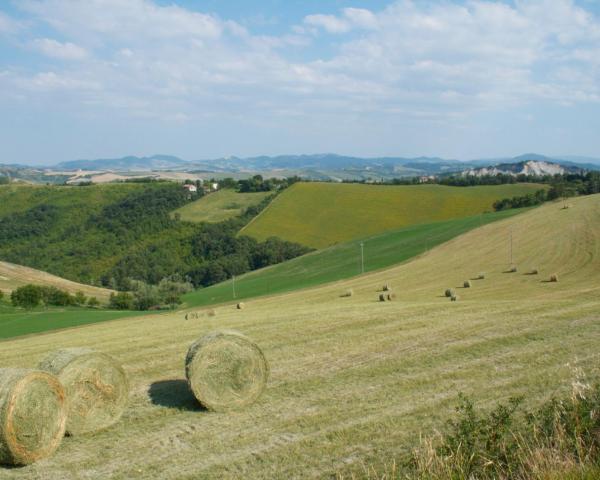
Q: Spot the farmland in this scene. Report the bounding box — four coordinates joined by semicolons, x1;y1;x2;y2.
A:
0;260;113;301
172;189;273;223
241;182;547;248
183;207;526;307
0;194;598;479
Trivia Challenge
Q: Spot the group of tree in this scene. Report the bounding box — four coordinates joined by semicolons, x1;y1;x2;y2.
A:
10;284;99;309
108;274;193;310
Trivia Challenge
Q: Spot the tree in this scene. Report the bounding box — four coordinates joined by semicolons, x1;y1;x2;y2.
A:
87;296;100;308
109;292;133;310
74;291;87;306
11;284;43;308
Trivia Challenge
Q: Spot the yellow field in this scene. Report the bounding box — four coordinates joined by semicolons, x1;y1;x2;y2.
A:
0;195;598;479
0;261;113;302
172;189;273;223
241;182;546;248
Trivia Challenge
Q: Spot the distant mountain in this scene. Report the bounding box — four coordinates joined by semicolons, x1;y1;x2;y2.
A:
56;155;188;171
462;160;583;177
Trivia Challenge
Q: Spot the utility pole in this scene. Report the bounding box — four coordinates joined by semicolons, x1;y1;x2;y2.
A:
360;242;364;274
232;275;236;299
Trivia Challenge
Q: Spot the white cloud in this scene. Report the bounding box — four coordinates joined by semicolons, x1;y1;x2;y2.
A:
32;38;88;60
4;0;600;125
0;11;19;34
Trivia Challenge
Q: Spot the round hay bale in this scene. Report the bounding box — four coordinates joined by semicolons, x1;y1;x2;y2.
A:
387;293;396;301
38;348;129;436
0;369;67;466
383;284;391;291
185;331;269;412
531;268;539;275
379;293;387;302
478;273;485;280
450;294;459;302
444;288;455;298
206;309;217;317
509;266;518;273
340;289;353;298
236;302;245;310
464;280;472;288
550;274;558;282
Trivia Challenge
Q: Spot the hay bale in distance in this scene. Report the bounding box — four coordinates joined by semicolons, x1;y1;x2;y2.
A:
444;288;455;298
379;293;387;302
186;331;269;412
530;268;539;275
383;284;391;291
38;348;129;436
450;294;459;302
0;369;67;466
477;273;485;280
237;302;245;310
206;309;217;317
387;293;396;301
340;289;353;298
464;280;472;288
509;266;518;273
550;274;559;282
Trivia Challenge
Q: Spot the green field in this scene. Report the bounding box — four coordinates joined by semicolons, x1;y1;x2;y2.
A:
0;195;598;478
184;208;526;307
172;189;273;223
0;304;145;340
241;182;546;248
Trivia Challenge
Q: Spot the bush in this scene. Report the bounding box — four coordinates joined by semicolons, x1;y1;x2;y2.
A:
109;292;134;310
74;291;87;306
11;284;43;308
87;296;100;308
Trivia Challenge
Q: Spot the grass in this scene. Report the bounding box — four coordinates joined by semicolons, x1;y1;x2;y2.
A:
0;195;598;479
241;182;547;248
183;208;526;307
0;305;145;340
172;189;273;223
0;260;114;301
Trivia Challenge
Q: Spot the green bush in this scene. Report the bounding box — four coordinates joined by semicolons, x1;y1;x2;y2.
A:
108;292;134;310
11;284;43;308
87;296;99;308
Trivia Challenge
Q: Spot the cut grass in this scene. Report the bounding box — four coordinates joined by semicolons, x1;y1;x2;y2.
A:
241;182;547;248
0;261;114;301
172;189;273;223
0;196;597;478
184;208;527;307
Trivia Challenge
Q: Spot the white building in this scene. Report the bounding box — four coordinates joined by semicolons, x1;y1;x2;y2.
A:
183;184;197;193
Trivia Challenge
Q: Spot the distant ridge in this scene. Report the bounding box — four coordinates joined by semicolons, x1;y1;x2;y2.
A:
56;154;188;171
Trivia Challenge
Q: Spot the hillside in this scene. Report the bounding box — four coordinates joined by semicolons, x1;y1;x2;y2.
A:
463;159;582;177
0;261;113;301
241;182;546;248
0;194;598;478
184;208;525;307
172;189;273;223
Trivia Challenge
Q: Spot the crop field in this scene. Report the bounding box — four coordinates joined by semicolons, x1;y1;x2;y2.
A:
184;207;525;307
172;189;273;223
0;194;598;479
0;260;114;301
241;182;546;248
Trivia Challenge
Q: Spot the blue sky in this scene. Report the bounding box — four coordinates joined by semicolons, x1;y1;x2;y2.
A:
1;0;600;165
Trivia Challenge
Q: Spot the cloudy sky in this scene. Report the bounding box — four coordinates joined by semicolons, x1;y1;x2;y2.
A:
1;0;600;165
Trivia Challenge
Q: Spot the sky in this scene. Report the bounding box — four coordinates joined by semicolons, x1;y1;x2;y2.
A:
1;0;600;165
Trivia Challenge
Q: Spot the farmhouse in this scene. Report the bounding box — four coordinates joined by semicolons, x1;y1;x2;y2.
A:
183;184;197;193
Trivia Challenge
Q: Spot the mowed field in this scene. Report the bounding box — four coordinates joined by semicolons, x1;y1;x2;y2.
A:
172;189;273;223
0;260;113;301
184;208;525;307
0;194;598;479
241;182;546;247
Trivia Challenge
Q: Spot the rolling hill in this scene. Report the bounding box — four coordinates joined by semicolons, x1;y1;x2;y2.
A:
172;190;273;223
241;182;546;248
0;194;597;478
0;261;114;301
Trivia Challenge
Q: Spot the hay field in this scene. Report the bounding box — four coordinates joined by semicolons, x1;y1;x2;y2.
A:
172;190;273;223
0;261;113;301
241;182;546;248
0;194;598;479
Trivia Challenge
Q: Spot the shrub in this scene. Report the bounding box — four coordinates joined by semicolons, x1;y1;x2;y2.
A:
11;284;43;308
87;296;100;308
109;292;133;310
74;291;87;306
